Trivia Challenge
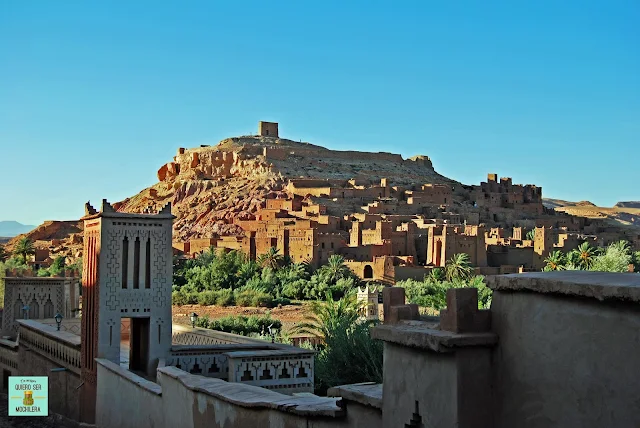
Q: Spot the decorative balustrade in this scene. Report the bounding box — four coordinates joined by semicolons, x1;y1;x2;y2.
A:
0;338;18;371
168;325;316;394
17;320;81;375
226;349;315;393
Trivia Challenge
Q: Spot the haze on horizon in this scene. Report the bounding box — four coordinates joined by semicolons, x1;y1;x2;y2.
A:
0;1;638;226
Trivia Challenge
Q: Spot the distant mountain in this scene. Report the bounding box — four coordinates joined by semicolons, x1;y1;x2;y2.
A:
615;201;640;209
0;221;36;238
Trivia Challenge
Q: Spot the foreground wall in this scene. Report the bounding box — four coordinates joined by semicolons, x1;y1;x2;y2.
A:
17;320;82;422
488;272;640;428
96;359;382;428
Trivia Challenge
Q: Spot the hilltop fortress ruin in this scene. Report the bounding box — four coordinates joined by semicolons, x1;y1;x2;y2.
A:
10;121;639;279
135;121;638;282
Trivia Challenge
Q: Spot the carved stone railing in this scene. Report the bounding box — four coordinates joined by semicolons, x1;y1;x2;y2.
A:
0;338;19;371
17;320;81;375
226;349;315;393
166;344;269;380
168;326;316;394
171;324;268;346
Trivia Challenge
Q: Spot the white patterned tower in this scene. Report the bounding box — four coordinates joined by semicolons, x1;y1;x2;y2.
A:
79;199;174;423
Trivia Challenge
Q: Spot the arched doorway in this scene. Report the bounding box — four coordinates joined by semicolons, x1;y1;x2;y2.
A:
363;265;374;279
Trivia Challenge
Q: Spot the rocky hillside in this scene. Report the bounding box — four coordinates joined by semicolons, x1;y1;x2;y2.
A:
117;136;456;241
4;220;84;261
7;135;454;259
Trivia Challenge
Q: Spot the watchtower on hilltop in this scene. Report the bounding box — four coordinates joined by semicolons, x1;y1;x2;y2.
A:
259;121;279;138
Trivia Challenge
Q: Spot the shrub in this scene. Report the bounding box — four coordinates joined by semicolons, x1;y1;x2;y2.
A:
197;290;218;306
204;314;282;336
235;289;274;307
214;289;235;306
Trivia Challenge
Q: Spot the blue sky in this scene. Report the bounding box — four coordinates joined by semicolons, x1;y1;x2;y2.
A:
1;0;638;225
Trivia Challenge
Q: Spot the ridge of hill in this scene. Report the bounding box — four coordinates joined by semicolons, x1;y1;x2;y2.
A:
117;136;457;241
6;135;455;259
543;198;640;229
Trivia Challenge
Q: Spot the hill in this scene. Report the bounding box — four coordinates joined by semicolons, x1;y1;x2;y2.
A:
117;135;456;241
8;135;455;259
615;201;640;209
0;221;36;237
543;198;640;229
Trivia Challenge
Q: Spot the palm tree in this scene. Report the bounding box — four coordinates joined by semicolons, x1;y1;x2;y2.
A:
445;253;473;282
292;290;362;340
543;250;566;271
12;237;35;263
256;247;284;270
322;254;351;284
575;242;597;269
427;267;446;282
525;229;536;241
236;260;260;284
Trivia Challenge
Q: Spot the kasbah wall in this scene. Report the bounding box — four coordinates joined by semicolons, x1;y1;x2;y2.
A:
170;122;637;283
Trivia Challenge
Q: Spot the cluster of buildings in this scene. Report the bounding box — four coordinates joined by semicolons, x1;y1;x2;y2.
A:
0;200;638;428
173;170;638;282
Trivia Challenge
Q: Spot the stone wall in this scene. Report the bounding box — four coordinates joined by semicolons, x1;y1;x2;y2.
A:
487;272;640;428
17;320;82;421
96;359;380;428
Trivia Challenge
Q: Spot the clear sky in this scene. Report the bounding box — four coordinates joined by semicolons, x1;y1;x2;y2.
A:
1;0;638;226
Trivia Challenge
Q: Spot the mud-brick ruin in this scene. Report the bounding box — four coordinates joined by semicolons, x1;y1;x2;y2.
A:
152;122;638;282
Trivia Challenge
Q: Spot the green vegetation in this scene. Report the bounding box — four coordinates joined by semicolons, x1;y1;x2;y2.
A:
396;254;493;310
171;248;362;307
12;237;34;262
543;240;636;273
292;291;383;395
195;313;282;336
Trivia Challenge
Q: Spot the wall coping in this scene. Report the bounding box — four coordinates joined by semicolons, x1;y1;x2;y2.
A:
158;366;344;417
327;382;382;410
486;272;640;303
96;359;162;396
172;324;311;352
0;338;18;350
170;344;272;353
224;349;315;358
371;321;498;353
17;320;81;347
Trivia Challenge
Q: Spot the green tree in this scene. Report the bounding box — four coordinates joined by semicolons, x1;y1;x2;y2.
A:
320;255;351;284
543;250;566;271
257;247;284;270
0;245;7;262
590;241;632;273
293;291;382;394
525;229;536;241
445;253;473;281
575;242;597;269
292;291;362;340
12;238;35;262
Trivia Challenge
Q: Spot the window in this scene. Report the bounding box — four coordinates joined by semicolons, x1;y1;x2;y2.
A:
122;237;129;288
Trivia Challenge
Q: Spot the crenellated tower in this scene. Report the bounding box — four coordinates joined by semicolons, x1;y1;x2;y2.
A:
79;200;174;423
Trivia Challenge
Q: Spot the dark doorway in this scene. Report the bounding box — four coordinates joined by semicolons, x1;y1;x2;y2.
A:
130;318;150;375
363;265;374;279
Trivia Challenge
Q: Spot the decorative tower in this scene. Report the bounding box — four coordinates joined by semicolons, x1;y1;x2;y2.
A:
79;200;174;423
